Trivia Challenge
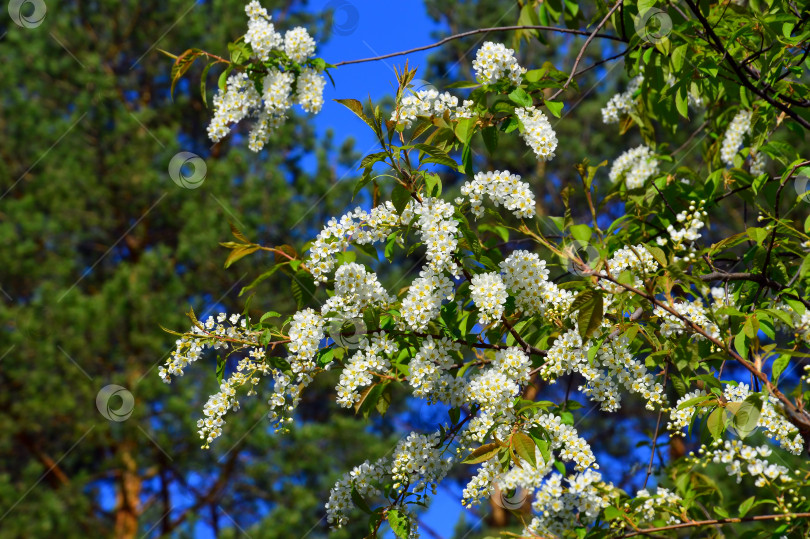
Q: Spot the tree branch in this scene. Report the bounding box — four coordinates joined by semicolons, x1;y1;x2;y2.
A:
332;25;624;67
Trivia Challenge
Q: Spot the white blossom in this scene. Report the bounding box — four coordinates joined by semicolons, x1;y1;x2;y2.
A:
472;41;525;85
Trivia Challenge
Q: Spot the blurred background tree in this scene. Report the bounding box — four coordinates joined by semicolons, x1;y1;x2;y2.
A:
0;1;401;537
4;1;809;538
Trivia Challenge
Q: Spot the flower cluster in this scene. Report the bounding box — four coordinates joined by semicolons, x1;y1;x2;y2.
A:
412;197;459;275
750;149;768;176
408;336;465;405
525;470;612;538
390;88;474;128
725;384;804;454
668;384;803;455
531;412;597;471
470;271;507;325
326;460;385;527
245;0;283;62
599;244;659;294
472;41;525;85
609;145;660;189
602;76;642;123
322;262;393;319
460;459;501;508
207;72;262;145
326;430;451;531
465;347;532;443
720;109;753;166
579;337;664;412
399;269;455;332
656;200;708;262
516;106;558;162
287;308;325;383
460;170;536;219
623;487;683;526
655;300;720;340
500;250;573;317
308;203;400;283
702;440;791;485
308;196;459;285
208;2;326;150
335;334;397;407
663;290;724;339
199;353;272;447
391;431;454;494
160;312;254;383
283;26;316;63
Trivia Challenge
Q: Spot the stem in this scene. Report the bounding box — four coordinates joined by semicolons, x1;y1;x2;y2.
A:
332;25;624;67
620;512;810;537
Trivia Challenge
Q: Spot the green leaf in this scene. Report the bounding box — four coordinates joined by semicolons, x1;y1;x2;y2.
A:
216;356;226;385
423;173;441;196
671;44;688;72
675;86;689;118
391;185;412;215
544;100;564;118
739;495;755;518
772;354;790;382
508;87;533;108
351;486;373;514
240;265;282;296
569;290;604;341
603;506;623;521
360;151;388;169
463;442;501;464
199;61;214;107
290;270;315;309
223;244;259;268
482;125;498;154
387;509;410;538
706;407;724;440
355;383;384;418
454;117;476;144
334;98;378;134
170;48;203;100
259;311;282;324
511;432;536;467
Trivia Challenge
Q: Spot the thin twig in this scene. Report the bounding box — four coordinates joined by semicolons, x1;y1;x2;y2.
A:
332;25;624;67
620;512;810;537
549;0;625;100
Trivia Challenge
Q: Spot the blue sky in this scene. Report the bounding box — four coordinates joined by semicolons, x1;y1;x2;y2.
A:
304;6;474;536
309;0;444;157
